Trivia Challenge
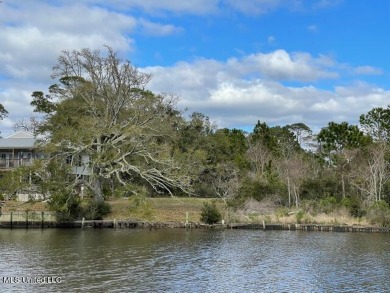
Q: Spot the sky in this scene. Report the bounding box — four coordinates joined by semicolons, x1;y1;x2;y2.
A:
1;0;390;136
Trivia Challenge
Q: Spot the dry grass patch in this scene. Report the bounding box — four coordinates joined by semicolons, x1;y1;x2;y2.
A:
105;197;222;222
1;200;48;212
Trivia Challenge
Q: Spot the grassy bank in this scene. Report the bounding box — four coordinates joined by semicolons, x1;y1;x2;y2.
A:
104;197;219;222
1;197;384;227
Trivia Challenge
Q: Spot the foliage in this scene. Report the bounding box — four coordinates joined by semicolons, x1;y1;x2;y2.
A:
0;169;28;199
3;45;389;223
128;194;155;220
317;121;371;154
251;120;278;153
200;200;222;224
341;197;366;218
82;200;111;220
31;47;192;201
359;105;390;142
0;103;8;120
300;176;340;200
286;122;313;147
319;196;338;214
296;211;305;224
48;190;82;222
238;178;276;202
366;201;390;227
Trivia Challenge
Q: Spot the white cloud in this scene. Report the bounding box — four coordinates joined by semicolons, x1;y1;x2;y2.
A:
224;0;284;15
223;0;342;15
0;1;139;135
0;0;385;137
144;55;390;131
124;0;220;14
227;50;339;81
354;66;383;75
53;0;220;15
139;19;183;36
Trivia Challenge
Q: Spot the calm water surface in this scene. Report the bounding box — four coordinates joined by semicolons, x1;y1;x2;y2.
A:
0;228;389;292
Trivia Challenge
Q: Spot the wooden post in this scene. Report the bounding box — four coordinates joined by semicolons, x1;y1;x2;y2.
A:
10;211;13;229
41;211;44;229
26;211;28;229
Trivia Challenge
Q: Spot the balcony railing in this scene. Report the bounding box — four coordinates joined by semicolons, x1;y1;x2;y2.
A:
0;158;33;169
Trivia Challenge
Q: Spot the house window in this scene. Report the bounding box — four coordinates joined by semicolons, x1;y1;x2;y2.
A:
0;153;6;168
66;155;72;165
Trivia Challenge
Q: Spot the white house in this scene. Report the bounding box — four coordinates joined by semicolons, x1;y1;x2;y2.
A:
0;131;40;170
0;131;91;201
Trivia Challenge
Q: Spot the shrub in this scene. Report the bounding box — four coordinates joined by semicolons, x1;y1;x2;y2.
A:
49;191;82;222
200;201;222;224
300;176;340;200
367;201;390;227
82;200;112;220
319;196;338;214
341;197;366;218
128;194;155;221
238;178;283;202
296;211;305;223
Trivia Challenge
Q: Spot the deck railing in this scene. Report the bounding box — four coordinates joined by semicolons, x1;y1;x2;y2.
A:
0;158;33;169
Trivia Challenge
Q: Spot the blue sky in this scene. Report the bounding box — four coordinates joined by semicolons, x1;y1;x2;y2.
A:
1;0;389;136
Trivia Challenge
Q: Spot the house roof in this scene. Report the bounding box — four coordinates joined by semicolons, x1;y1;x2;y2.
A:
0;132;36;149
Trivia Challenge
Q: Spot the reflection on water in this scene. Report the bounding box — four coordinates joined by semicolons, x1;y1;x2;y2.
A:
0;228;389;292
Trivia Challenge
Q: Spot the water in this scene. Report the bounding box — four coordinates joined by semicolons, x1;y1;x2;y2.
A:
0;228;389;292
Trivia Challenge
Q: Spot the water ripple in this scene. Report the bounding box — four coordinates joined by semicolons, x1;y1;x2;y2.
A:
1;229;390;292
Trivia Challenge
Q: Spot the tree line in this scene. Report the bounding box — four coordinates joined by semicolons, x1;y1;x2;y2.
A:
0;47;389;223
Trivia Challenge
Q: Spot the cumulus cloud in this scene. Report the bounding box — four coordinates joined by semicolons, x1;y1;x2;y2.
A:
0;1;187;135
0;0;386;137
234;50;339;81
0;3;136;81
144;55;390;131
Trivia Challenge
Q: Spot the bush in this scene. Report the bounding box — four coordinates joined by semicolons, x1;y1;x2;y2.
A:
49;191;82;222
341;197;366;218
200;201;222;224
49;188;111;221
300;177;340;200
238;178;283;202
319;196;338;214
128;194;154;220
367;201;390;227
296;211;305;224
82;200;112;220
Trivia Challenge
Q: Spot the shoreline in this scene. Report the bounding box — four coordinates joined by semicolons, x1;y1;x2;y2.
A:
1;219;390;233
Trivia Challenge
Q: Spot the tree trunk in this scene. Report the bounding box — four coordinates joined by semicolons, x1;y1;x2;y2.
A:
294;185;299;208
91;177;104;202
287;176;291;207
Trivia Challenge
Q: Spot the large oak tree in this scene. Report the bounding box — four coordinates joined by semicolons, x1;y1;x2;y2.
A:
32;47;191;201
